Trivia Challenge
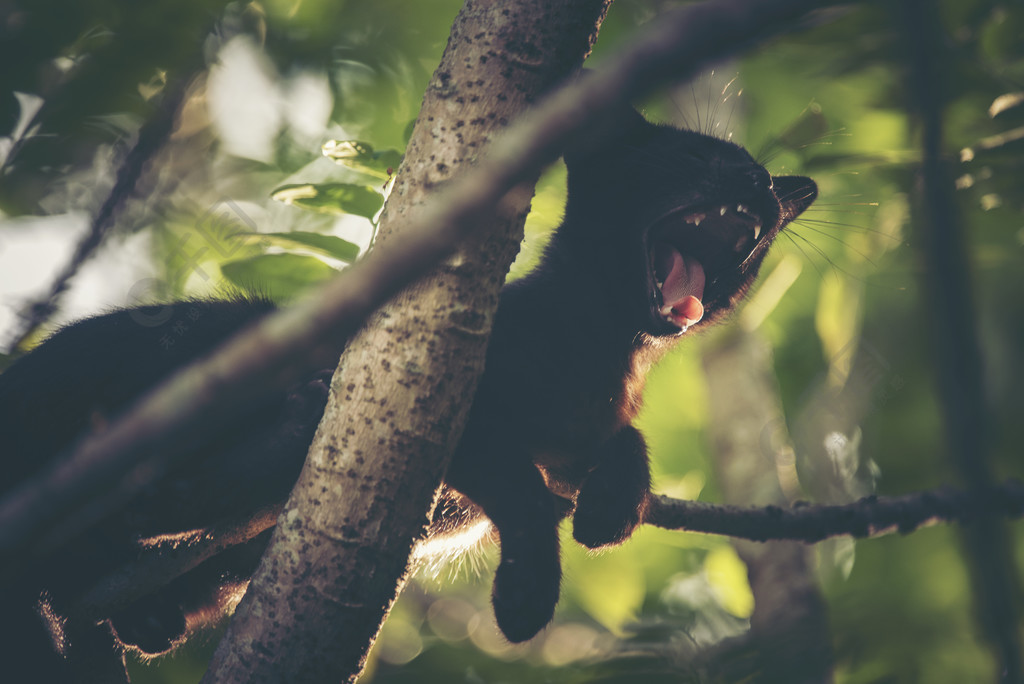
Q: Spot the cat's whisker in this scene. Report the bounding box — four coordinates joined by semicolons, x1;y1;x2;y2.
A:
755;143;784;167
797;216;901;241
705;72;716;136
811;202;880;206
802;207;878;216
787;230;843;280
800;128;851;148
812;204;881;215
791;221;879;267
690;84;703;134
776;190;819;208
787;227;877;285
781;231;827;282
669;72;742;140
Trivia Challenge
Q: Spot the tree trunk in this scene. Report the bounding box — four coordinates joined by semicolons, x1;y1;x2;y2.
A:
703;331;834;683
201;1;610;682
899;0;1023;677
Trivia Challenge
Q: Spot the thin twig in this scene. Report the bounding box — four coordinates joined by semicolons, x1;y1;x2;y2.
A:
645;480;1024;542
6;68;198;353
69;480;1024;622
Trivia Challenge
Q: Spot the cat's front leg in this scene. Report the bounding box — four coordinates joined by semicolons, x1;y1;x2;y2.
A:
572;425;651;549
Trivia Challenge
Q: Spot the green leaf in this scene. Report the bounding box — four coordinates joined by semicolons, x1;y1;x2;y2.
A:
221;254;338;301
235;231;361;263
271;183;384;220
320;140;402;180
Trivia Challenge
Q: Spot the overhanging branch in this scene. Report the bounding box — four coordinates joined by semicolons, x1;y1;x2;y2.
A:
0;0;846;571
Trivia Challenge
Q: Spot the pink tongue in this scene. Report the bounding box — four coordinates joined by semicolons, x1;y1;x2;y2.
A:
655;244;706;327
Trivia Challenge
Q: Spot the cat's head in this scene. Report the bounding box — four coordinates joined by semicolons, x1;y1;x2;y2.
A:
562;107;817;337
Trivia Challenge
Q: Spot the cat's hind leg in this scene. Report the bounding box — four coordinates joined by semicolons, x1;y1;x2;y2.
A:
446;446;562;643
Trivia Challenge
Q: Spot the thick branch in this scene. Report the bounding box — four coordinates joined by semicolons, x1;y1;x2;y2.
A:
704;329;833;683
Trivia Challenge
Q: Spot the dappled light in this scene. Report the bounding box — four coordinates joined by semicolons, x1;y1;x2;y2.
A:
1;0;1022;682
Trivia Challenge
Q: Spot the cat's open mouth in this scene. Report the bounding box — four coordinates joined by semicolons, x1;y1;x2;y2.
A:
646;202;766;332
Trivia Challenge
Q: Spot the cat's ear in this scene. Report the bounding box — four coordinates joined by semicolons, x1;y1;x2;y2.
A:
771;175;818;223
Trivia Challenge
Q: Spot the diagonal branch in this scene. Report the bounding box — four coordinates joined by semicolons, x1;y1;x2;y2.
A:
0;0;845;574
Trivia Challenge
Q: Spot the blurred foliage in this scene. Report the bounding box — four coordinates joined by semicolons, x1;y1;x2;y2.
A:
270;182;384;220
1;0;1023;682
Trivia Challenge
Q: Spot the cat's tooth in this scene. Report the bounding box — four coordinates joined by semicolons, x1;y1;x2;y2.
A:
753;223;762;240
719;205;727;216
693;216;702;227
737;203;749;214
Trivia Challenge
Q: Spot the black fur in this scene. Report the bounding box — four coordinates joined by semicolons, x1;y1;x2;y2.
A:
0;109;816;676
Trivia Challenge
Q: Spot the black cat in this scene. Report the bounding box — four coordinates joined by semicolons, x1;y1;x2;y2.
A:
0;107;816;676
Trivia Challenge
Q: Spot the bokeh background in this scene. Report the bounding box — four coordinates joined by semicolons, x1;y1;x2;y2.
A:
1;0;1022;681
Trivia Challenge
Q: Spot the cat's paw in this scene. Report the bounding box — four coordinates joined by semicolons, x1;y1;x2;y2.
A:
492;553;561;643
109;596;187;655
572;480;648;549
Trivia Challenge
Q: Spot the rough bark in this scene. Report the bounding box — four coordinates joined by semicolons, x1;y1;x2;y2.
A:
703;331;834;683
201;1;611;682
